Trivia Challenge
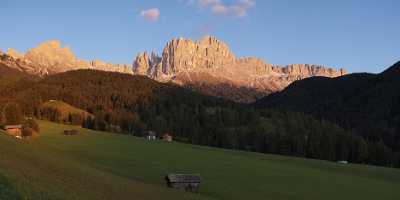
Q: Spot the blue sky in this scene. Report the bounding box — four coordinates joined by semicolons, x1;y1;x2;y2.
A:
0;0;399;73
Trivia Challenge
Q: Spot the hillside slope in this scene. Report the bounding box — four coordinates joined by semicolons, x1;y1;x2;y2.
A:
0;69;396;167
40;100;93;124
0;121;399;200
0;122;210;200
0;63;38;92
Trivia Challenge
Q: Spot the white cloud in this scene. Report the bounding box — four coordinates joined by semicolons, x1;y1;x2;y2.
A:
211;4;229;15
140;8;160;22
185;0;255;18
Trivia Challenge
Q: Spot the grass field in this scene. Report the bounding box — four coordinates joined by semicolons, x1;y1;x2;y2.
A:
41;100;93;119
0;120;399;200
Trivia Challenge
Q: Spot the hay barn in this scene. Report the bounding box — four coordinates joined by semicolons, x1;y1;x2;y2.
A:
165;174;201;193
3;125;22;137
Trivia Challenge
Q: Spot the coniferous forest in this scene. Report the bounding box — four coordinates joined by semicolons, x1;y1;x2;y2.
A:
0;65;399;168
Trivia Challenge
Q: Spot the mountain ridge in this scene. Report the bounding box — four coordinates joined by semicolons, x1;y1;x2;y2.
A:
2;41;132;76
133;36;346;77
1;36;346;102
133;36;346;102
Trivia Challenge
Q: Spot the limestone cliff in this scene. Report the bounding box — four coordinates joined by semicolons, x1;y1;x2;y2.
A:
1;37;347;102
132;36;346;102
3;41;133;76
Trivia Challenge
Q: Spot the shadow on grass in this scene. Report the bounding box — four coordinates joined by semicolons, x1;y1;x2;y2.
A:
0;174;21;200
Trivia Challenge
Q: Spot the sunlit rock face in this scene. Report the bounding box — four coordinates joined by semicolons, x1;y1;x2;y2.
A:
133;36;346;102
3;40;133;76
1;37;346;102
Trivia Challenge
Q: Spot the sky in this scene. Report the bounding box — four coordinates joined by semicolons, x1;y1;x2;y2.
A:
0;0;399;73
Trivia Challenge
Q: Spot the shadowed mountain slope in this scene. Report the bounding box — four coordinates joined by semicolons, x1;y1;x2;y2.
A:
256;61;400;160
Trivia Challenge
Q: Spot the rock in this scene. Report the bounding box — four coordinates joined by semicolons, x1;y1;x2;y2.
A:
0;36;347;102
133;36;346;102
159;36;236;76
2;40;133;76
7;48;24;60
133;52;150;75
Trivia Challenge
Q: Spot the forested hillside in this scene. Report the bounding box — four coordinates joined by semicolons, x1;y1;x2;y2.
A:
256;61;400;167
0;63;38;91
0;68;398;167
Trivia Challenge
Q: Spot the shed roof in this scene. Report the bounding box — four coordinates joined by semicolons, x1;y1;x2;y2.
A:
4;125;22;129
166;174;201;183
147;131;156;136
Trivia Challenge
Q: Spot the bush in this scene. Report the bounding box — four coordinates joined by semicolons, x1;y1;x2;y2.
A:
21;127;39;138
24;118;40;132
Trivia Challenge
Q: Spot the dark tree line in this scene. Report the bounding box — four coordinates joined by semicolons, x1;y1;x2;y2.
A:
38;106;86;125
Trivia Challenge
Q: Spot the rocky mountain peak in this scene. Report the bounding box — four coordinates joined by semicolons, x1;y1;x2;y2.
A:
272;64;347;77
199;35;218;44
159;36;236;76
1;36;347;102
133;36;347;102
133;52;150;75
7;48;24;60
199;35;231;50
35;40;63;51
133;51;161;77
23;40;77;70
2;40;133;76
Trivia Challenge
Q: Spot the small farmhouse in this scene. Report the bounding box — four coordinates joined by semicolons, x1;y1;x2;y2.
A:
146;131;157;140
3;125;22;138
163;134;173;142
165;174;201;193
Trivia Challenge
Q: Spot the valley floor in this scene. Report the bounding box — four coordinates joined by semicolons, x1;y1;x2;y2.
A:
0;121;399;200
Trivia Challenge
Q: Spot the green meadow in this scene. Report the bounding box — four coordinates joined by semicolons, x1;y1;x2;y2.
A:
0;120;399;200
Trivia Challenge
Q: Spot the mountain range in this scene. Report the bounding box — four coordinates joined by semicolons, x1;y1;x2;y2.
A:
0;36;346;102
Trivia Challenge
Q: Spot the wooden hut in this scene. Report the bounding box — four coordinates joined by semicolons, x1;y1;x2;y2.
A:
63;130;80;136
165;174;201;193
163;134;173;142
3;125;22;138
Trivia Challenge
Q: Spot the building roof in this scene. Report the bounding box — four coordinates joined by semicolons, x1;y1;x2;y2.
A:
4;125;22;129
165;174;201;183
163;134;172;138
